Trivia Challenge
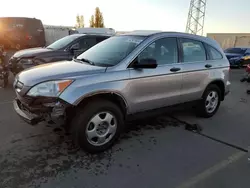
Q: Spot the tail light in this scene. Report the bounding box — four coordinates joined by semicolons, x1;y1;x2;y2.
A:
25;34;32;40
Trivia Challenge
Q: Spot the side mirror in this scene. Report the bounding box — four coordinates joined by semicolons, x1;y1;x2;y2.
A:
133;58;158;69
70;43;80;52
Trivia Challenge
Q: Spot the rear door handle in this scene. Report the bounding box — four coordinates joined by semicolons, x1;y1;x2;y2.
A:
170;67;181;72
205;64;212;68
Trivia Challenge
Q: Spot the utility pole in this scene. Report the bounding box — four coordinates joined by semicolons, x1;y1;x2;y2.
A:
186;0;207;36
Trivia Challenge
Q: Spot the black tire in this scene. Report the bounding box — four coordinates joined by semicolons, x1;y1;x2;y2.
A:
196;84;221;118
240;78;246;82
70;99;124;153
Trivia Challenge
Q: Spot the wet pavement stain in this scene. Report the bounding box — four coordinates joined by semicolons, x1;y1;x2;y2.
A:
0;114;183;188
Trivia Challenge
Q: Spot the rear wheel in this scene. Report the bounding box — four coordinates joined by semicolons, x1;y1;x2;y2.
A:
196;84;221;118
70;99;124;153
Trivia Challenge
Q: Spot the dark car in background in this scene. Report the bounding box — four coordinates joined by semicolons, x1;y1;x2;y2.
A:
224;47;250;68
8;34;111;75
0;17;45;50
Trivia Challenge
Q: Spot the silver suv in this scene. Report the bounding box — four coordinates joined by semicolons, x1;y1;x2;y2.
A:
13;31;230;153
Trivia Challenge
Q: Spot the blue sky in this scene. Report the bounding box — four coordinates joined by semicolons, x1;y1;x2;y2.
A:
1;0;249;34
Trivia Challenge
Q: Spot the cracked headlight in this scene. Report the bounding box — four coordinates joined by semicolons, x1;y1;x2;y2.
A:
27;80;73;97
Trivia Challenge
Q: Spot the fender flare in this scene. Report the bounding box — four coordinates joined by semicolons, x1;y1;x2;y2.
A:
74;90;129;113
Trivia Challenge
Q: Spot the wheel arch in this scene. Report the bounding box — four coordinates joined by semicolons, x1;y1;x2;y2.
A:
205;79;225;101
75;91;128;117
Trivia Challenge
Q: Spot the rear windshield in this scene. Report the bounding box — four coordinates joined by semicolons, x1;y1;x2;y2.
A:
224;48;246;54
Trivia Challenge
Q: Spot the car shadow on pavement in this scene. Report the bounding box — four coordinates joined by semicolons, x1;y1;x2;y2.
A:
0;111;185;188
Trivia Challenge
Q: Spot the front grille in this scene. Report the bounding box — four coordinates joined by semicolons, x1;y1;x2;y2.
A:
14;79;32;105
8;57;19;71
9;57;17;66
15;81;24;90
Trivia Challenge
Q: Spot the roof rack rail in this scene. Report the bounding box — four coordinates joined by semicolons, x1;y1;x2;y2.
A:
70;27;116;35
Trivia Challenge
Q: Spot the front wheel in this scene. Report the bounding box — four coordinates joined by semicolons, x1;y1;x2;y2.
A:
70;99;124;153
196;84;221;118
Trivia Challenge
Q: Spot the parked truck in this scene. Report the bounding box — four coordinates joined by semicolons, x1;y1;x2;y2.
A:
44;25;73;46
0;17;45;50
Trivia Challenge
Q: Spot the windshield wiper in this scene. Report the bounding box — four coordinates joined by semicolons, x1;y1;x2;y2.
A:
73;58;82;63
76;58;95;65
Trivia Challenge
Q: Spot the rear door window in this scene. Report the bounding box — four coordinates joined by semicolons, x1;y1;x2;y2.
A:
138;37;178;65
180;38;206;62
96;36;109;43
78;37;97;51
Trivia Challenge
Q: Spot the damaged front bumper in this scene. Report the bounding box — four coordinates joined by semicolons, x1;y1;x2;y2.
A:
13;97;71;125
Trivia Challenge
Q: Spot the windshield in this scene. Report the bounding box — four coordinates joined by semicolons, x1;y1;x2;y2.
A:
76;35;146;67
46;35;80;50
224;48;246;54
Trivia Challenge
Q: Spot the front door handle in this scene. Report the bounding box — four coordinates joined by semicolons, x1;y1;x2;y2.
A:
170;67;181;72
205;64;212;68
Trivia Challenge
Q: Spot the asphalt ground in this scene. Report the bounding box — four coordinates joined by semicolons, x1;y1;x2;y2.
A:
0;69;250;188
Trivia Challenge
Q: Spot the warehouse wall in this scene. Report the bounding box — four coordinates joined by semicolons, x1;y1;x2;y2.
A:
207;33;250;49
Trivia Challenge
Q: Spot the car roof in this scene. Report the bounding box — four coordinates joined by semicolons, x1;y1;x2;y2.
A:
121;30;163;36
122;30;208;39
227;47;250;49
70;33;113;37
0;17;41;21
120;30;222;52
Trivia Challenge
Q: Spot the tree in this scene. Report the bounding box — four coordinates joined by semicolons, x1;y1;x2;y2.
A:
89;15;95;27
75;14;84;28
89;7;104;28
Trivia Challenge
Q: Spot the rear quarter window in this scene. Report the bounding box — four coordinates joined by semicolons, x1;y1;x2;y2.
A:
204;43;223;60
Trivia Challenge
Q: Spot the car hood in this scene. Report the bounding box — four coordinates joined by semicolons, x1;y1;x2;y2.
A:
16;60;107;86
13;47;54;58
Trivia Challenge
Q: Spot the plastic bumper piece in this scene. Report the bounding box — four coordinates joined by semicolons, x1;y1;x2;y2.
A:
13;99;43;125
